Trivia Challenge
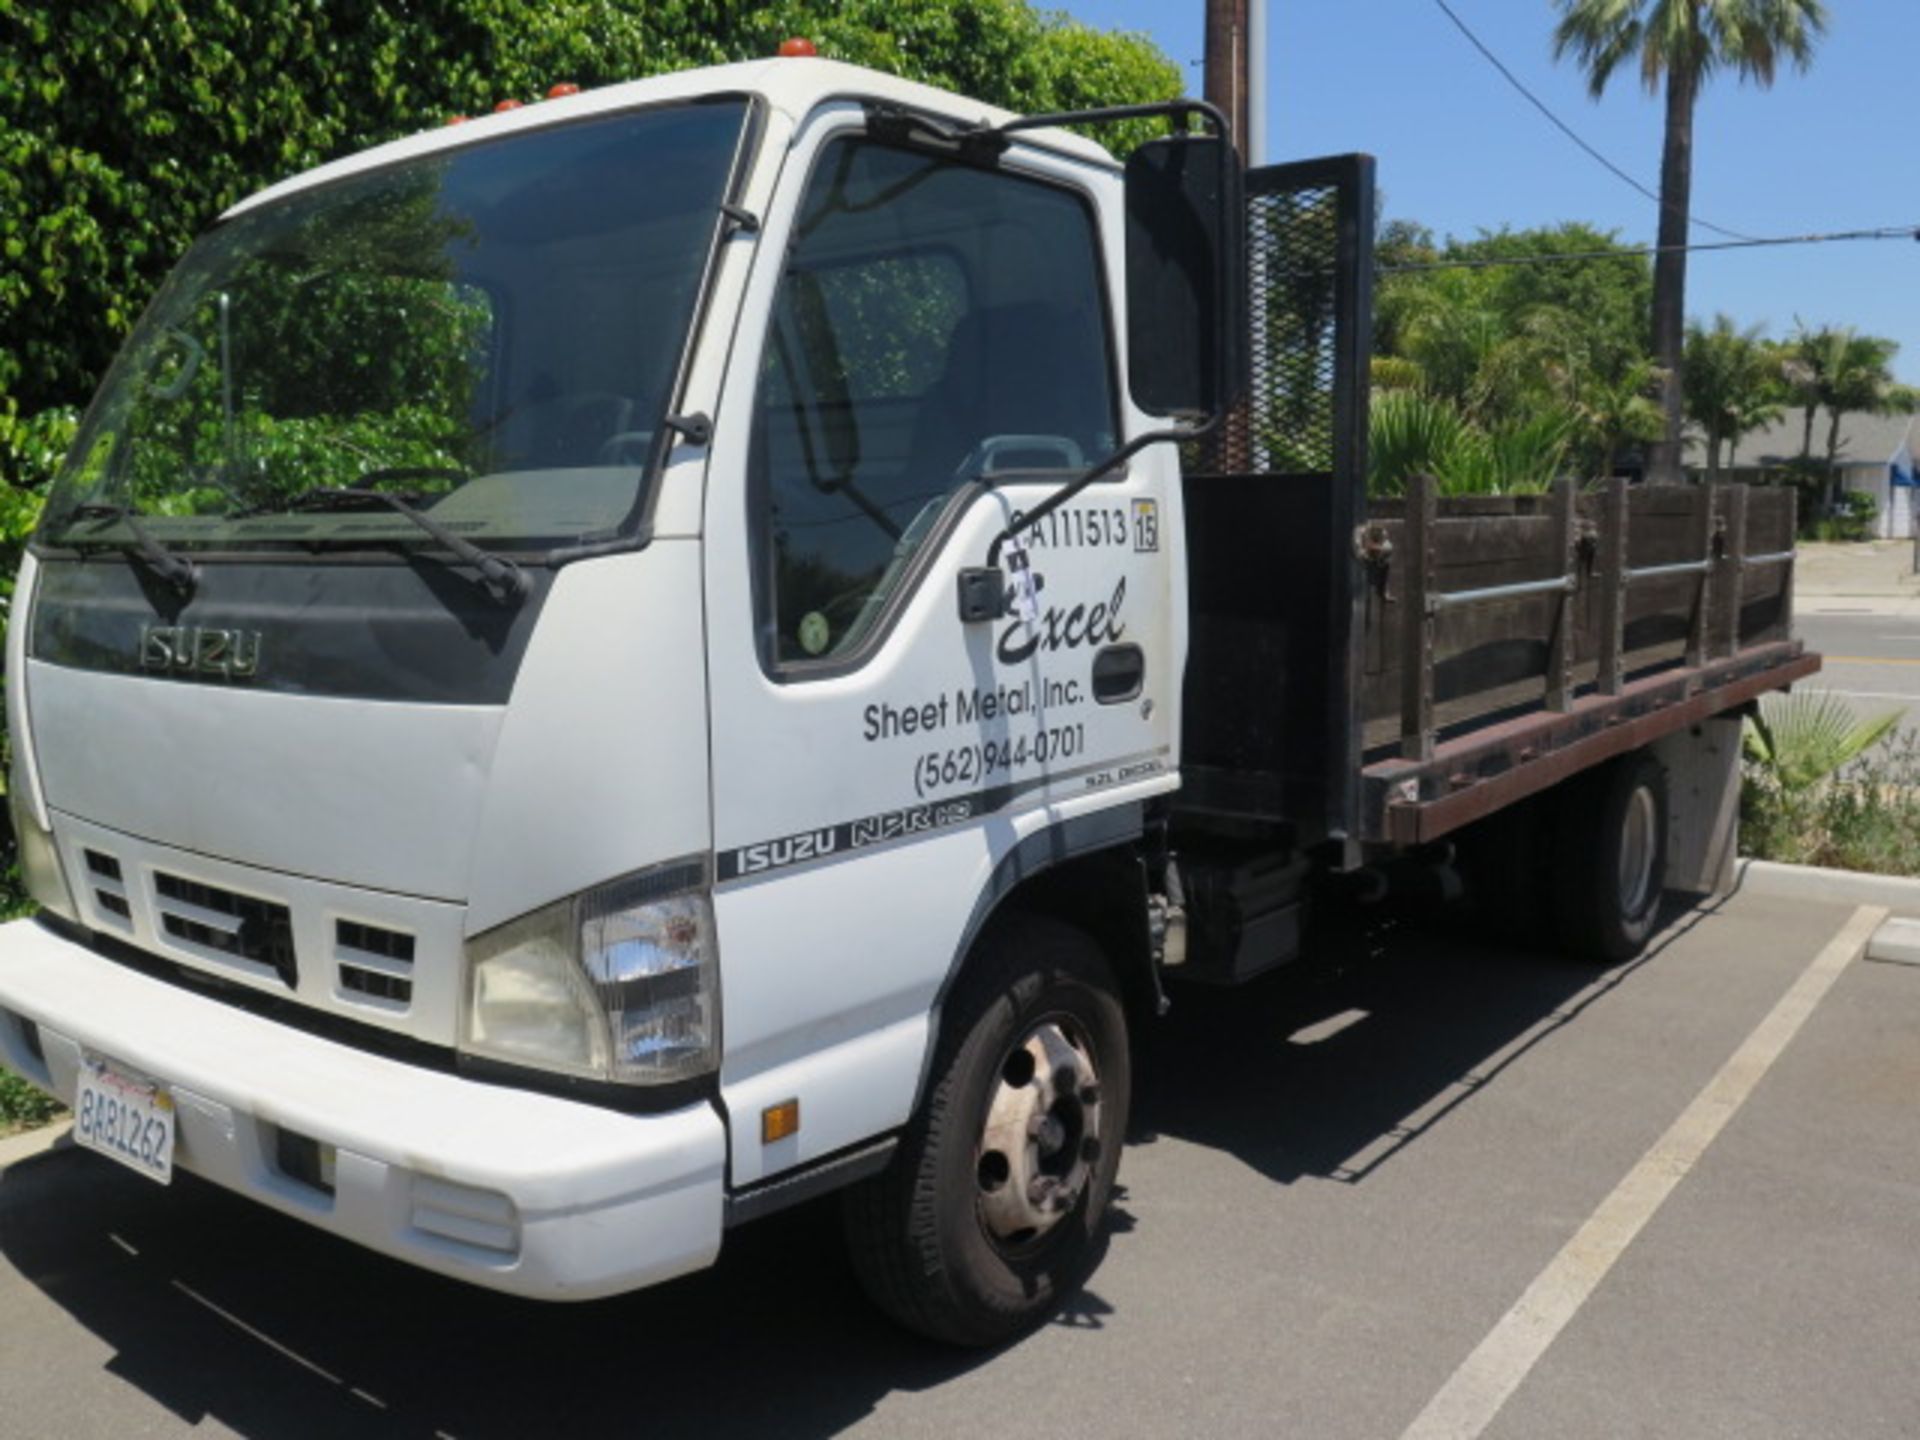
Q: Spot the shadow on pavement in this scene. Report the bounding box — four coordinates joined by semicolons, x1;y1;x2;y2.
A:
0;899;1715;1438
0;1146;1055;1439
1134;895;1715;1184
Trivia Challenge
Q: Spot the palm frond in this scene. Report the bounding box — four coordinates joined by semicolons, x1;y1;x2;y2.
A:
1744;691;1906;792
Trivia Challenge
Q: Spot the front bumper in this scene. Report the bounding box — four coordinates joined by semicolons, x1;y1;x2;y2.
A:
0;918;726;1300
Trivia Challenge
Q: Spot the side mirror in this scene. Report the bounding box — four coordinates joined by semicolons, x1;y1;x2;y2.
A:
1123;132;1244;421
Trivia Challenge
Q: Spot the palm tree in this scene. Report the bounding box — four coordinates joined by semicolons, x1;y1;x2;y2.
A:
1553;0;1827;485
1567;356;1665;479
1683;314;1781;480
1816;329;1903;473
1779;325;1824;460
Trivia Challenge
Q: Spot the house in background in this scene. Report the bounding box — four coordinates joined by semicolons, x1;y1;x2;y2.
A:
1687;408;1919;538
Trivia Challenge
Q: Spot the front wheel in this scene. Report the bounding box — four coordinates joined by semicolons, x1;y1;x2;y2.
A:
842;913;1130;1346
1552;751;1669;963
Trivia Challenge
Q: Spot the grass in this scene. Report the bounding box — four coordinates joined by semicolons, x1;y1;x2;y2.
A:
1740;726;1920;877
0;1068;60;1136
0;852;59;1135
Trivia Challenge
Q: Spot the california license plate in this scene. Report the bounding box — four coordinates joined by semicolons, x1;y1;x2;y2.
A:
74;1053;176;1185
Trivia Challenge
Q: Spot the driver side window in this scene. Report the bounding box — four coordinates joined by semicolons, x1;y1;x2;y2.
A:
753;137;1117;668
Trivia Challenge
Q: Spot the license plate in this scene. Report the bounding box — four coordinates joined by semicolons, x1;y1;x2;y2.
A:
74;1053;176;1185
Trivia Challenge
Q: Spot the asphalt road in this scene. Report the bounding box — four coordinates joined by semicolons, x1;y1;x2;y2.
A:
3;887;1916;1439
1793;611;1920;745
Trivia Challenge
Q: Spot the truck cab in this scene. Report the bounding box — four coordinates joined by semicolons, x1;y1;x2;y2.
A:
0;58;1216;1341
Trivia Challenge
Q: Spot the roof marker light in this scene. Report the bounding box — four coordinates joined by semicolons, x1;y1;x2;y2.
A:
777;37;818;57
548;82;581;98
446;115;469;126
494;99;523;113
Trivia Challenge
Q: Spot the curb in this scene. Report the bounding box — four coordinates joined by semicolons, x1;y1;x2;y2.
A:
1736;858;1920;915
0;1119;70;1172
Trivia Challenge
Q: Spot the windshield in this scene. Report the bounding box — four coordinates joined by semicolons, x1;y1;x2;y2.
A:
37;99;749;557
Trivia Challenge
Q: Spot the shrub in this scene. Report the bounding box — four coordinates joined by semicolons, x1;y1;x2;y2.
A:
0;1069;59;1133
1742;718;1920;878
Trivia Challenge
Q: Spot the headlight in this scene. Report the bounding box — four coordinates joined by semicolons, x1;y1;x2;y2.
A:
461;863;718;1085
8;768;76;924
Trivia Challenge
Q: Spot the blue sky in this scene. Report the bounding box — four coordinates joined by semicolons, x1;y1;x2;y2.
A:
1056;1;1920;382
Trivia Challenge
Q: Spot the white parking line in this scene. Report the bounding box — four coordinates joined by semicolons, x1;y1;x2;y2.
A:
1398;904;1887;1440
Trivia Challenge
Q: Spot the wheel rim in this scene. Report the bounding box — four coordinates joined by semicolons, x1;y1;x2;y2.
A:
975;1018;1102;1250
1617;784;1658;917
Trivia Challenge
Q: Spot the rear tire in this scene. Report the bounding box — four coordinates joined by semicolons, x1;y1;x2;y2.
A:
842;912;1130;1347
1551;752;1668;963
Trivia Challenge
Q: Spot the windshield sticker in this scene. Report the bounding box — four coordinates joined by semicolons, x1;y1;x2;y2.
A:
798;610;832;656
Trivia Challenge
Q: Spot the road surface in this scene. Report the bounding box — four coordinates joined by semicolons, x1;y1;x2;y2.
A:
4;889;1916;1439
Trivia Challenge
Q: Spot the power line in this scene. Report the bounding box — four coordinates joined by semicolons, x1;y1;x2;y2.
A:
1426;0;1760;243
1381;224;1920;274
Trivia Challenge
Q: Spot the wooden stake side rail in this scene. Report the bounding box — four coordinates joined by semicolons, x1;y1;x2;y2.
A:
1364;477;1798;764
1362;641;1819;847
1353;476;1810;847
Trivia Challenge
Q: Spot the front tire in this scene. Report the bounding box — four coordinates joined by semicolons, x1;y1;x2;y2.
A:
1552;752;1668;963
842;913;1130;1347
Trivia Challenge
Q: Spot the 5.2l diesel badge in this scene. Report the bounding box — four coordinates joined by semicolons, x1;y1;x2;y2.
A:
139;625;262;679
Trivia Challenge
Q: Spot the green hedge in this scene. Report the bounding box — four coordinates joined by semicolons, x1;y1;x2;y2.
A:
0;1;1178;491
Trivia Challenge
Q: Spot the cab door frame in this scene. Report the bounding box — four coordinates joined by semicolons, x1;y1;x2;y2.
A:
700;100;1186;1189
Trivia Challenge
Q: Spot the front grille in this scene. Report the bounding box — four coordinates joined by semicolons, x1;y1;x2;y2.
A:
84;848;133;931
336;919;415;1008
153;871;297;988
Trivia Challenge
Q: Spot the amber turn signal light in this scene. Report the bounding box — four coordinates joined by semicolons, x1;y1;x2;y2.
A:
762;1099;800;1144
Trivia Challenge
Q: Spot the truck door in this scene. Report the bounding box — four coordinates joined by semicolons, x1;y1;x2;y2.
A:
702;110;1183;1185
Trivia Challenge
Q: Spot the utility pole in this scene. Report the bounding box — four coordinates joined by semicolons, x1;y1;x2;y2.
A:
1246;0;1267;166
1204;0;1261;473
1204;0;1249;152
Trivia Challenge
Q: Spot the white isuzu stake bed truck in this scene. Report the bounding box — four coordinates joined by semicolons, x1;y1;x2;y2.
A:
0;54;1816;1345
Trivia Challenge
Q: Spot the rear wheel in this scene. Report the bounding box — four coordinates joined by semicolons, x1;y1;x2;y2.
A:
1551;752;1668;963
842;913;1129;1347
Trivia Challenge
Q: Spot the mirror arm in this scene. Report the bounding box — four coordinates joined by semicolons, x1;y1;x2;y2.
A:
985;416;1217;569
984;98;1233;143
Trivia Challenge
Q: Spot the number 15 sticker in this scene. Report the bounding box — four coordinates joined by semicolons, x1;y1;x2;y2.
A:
1132;499;1160;553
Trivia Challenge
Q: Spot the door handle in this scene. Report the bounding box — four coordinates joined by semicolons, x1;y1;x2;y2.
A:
1092;644;1144;704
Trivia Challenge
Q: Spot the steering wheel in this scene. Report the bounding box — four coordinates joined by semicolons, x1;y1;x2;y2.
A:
594;430;655;466
952;434;1086;482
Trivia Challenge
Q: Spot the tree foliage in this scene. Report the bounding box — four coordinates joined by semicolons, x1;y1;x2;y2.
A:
1372;221;1654;483
0;0;1180;497
1552;0;1827;482
1683;313;1781;480
1783;324;1908;470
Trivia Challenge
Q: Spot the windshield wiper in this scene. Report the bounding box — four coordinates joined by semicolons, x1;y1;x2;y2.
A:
70;503;199;595
249;488;529;604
